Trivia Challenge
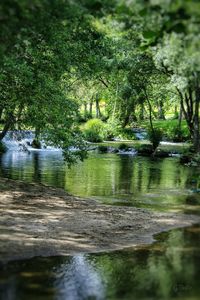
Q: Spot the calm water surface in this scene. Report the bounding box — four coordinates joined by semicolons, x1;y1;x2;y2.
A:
0;150;200;300
0;150;200;213
1;226;200;300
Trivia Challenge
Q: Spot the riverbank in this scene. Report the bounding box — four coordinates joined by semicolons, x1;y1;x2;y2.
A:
95;140;191;155
0;177;199;263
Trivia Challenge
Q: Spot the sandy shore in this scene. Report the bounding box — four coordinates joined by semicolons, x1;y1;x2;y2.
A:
0;177;199;263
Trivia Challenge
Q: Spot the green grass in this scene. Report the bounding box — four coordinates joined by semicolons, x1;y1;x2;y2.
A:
138;119;187;130
137;119;190;142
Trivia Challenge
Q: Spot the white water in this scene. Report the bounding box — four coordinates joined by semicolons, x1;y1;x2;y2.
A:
2;130;60;152
2;130;184;155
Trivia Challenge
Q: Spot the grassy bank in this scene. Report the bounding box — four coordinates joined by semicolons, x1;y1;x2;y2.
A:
137;119;190;142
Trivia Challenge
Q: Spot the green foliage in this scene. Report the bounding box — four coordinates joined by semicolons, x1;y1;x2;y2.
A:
119;128;136;140
0;0;112;162
140;120;190;142
1;0;199;161
155;120;190;142
103;118;121;140
84;118;105;142
172;126;186;143
148;128;163;151
103;119;136;141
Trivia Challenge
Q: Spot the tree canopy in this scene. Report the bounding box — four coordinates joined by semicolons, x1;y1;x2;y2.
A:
0;0;200;160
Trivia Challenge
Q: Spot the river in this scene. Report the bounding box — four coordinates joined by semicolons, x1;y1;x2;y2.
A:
0;150;200;300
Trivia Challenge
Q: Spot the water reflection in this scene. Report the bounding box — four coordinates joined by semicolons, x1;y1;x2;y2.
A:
0;151;200;212
54;255;105;300
0;226;200;300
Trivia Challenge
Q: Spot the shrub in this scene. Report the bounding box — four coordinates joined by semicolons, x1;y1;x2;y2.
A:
148;128;163;151
119;128;136;140
84;118;105;142
104;119;136;141
170;126;190;142
104;118;121;140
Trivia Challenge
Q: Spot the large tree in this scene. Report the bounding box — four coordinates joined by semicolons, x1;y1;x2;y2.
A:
0;0;114;161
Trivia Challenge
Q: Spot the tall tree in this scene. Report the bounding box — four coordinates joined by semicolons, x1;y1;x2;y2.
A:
0;0;114;161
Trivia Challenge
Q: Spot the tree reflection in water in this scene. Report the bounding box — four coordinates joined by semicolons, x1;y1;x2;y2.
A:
1;151;199;213
0;226;200;300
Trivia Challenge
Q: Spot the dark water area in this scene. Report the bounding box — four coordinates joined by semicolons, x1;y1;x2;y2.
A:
0;150;200;300
0;225;200;300
0;150;200;213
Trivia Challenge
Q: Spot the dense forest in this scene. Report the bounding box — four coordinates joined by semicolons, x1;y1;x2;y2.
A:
0;0;200;162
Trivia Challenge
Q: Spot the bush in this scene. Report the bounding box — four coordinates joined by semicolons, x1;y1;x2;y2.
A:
104;118;121;140
84;118;105;142
119;128;136;140
148;128;163;151
170;126;189;142
104;119;136;141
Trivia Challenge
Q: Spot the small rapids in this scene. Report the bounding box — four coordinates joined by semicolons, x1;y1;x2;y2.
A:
2;130;60;152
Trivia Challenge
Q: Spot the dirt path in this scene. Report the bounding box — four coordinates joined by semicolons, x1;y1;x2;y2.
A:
0;177;199;263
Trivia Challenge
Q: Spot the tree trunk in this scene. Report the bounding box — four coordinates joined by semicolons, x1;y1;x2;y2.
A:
174;105;178;119
193;86;200;152
158;100;165;120
95;97;101;118
139;102;144;121
145;92;154;134
122;114;130;128
177;85;200;151
177;88;194;139
121;100;137;128
89;100;93;117
0;113;15;141
84;103;87;119
35;127;41;141
178;105;182;130
0;108;3;122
